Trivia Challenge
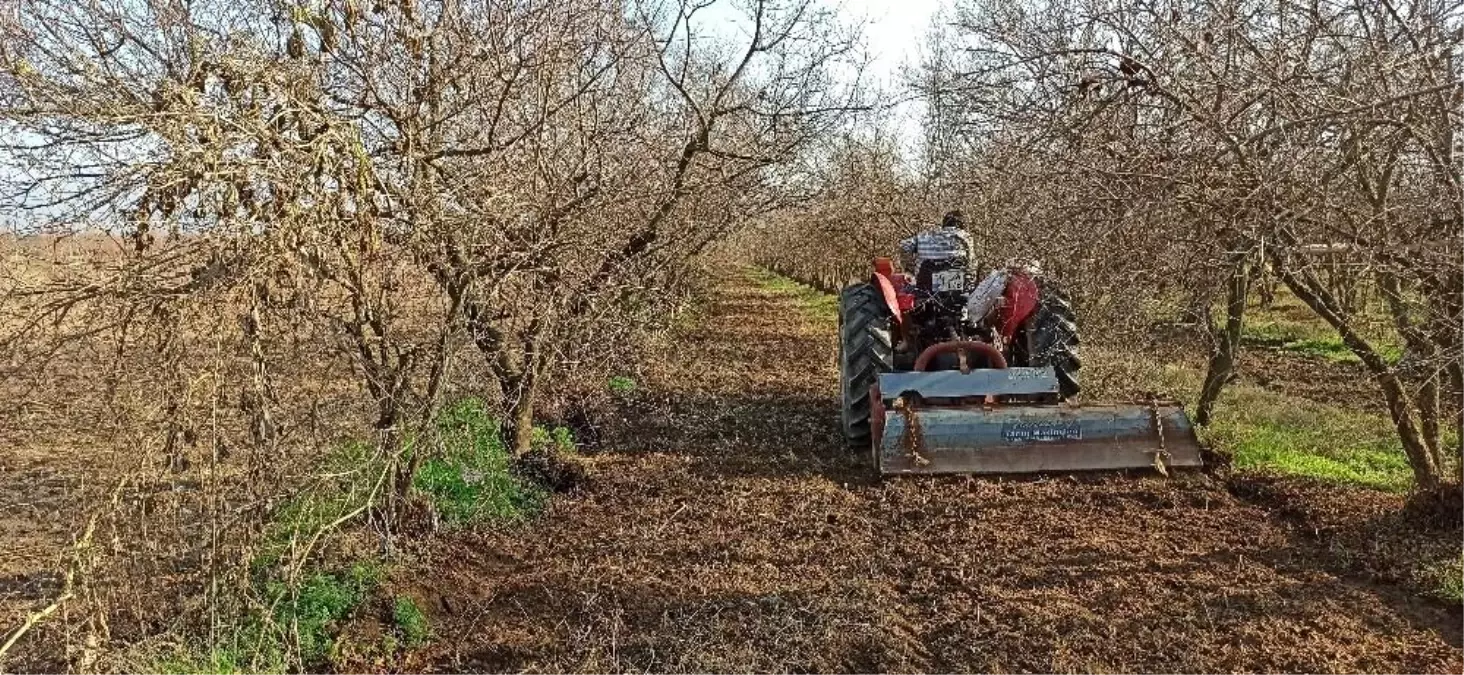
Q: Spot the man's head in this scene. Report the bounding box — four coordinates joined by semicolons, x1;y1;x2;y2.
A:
941;210;965;229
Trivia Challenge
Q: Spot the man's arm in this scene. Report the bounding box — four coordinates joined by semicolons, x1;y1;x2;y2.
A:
956;230;977;268
898;234;919;271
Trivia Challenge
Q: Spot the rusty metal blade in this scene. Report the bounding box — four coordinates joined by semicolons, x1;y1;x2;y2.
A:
876;403;1203;475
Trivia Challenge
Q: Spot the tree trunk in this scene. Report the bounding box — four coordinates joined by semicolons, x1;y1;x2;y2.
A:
1450;359;1463;486
1419;374;1443;475
1196;248;1250;426
503;366;540;456
1377;270;1448;488
1271;251;1442;490
1250;258;1276;310
1437;274;1462;484
495;324;545;457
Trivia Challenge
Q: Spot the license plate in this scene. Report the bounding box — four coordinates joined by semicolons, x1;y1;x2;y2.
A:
931;269;965;292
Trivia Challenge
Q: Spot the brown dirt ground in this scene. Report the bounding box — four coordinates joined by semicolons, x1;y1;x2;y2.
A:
1239;347;1388;413
395;269;1463;674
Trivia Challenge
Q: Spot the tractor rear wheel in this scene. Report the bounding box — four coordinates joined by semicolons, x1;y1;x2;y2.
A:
1027;279;1081;400
839;282;895;451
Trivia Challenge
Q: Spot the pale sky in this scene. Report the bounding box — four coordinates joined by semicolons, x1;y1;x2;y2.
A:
693;0;951;157
852;0;949;156
843;0;948;88
693;0;947;85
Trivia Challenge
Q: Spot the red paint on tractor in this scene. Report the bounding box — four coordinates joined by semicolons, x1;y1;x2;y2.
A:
912;341;1008;371
998;273;1039;340
871;270;904;326
894;277;915;313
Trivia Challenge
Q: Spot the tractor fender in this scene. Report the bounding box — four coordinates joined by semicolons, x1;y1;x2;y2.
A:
998;272;1039;340
871;271;904;326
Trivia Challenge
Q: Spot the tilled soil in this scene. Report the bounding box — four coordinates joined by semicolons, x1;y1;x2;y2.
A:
1239;346;1386;413
409;270;1462;674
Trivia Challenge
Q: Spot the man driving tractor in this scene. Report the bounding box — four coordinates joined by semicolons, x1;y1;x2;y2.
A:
837;208;1187;476
895;209;1040;328
898;210;977;285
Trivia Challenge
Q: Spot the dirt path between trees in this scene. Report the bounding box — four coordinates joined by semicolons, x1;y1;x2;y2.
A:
410;268;1462;673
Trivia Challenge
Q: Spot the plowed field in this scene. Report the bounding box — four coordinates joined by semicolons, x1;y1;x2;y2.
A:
402;270;1462;673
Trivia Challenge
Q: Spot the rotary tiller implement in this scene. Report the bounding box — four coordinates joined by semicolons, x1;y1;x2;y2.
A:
839;258;1203;476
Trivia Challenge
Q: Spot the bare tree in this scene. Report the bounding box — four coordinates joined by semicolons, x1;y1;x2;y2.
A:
742;0;1462;490
925;0;1463;489
0;0;868;665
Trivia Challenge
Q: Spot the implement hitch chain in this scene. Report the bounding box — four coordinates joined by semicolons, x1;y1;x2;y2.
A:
1149;397;1170;477
894;395;930;468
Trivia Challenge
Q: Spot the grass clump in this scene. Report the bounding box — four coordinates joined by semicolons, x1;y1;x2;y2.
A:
392;596;432;648
151;564;381;673
161;443;388;673
531;423;577;454
154;645;262;675
1274;335;1403;365
747;267;839;323
1089;345;1414;491
608;375;638;395
268;563;382;666
1419;555;1464;604
1242;314;1338;346
413;398;547;526
158;398;557;672
1202;385;1412;492
252;441;384;572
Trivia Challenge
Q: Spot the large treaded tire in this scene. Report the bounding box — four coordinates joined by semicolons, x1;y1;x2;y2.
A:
839;282;895;451
1028;279;1081;400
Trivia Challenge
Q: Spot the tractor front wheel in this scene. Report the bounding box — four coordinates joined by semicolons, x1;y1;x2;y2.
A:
839;282;895;451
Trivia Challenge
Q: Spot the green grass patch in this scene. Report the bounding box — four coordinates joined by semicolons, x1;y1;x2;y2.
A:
248;398;561;535
412;398;548;526
1086;349;1415;491
1274;335;1402;365
391;596;432;648
1202;385;1413;492
1279;336;1356;362
268;563;383;666
154;645;264;675
163;398;560;672
532;423;577;454
156;563;383;673
1243;317;1332;346
746;267;839;323
1419;555;1464;604
252;441;385;573
608;375;637;395
1241;290;1403;364
1241;321;1403;364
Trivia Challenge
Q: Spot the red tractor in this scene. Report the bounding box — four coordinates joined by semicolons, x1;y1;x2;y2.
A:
839;257;1201;476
